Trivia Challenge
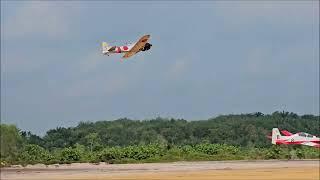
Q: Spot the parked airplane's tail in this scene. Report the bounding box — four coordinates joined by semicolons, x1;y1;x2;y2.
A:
272;128;281;145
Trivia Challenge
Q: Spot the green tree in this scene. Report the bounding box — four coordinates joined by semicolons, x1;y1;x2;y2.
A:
84;133;101;152
0;124;23;163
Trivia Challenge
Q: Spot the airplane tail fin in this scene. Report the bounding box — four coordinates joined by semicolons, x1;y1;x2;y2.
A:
102;42;110;54
272;128;281;145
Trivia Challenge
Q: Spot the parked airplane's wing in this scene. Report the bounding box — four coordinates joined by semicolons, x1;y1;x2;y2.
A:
301;142;320;148
281;130;293;136
123;35;150;59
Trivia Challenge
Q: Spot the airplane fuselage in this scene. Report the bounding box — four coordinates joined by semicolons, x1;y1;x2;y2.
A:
275;134;320;144
103;44;135;55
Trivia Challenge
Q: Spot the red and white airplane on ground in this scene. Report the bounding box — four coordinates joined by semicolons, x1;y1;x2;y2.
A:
270;128;320;148
102;34;152;59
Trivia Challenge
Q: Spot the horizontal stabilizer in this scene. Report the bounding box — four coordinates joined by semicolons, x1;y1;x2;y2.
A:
108;46;116;51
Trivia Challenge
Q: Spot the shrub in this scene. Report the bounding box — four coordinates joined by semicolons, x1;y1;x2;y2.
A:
98;147;123;163
59;147;81;163
18;144;53;164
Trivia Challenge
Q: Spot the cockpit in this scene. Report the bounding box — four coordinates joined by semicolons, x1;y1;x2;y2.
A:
298;132;314;138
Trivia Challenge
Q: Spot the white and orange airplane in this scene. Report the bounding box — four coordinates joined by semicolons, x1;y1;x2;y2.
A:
269;128;320;148
102;34;152;59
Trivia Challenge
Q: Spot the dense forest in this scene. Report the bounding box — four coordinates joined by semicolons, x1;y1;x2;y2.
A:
1;111;319;166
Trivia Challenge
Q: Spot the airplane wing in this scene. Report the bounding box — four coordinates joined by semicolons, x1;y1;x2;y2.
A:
281;130;293;136
301;142;320;148
123;35;150;59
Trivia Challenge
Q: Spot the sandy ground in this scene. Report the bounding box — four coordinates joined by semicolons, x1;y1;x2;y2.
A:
1;160;319;180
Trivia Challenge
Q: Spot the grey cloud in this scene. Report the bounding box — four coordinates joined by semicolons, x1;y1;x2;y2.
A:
2;1;79;40
1;2;318;135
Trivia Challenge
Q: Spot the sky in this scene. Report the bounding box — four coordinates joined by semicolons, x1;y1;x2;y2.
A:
1;1;319;135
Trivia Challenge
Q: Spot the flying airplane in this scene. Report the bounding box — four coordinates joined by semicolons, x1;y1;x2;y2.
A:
269;128;320;148
102;34;152;59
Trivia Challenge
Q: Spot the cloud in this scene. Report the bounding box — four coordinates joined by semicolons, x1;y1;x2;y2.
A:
61;48;138;98
169;59;189;78
78;48;105;73
1;1;319;135
63;74;129;98
213;1;318;29
246;48;268;74
1;2;76;76
2;1;77;39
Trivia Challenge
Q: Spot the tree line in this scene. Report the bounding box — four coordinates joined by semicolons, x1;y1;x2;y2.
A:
1;111;319;166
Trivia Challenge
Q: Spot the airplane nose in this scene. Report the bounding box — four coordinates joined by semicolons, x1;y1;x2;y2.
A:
141;43;152;51
146;43;152;50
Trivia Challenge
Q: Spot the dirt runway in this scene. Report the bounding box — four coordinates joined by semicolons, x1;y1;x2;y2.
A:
1;160;319;180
